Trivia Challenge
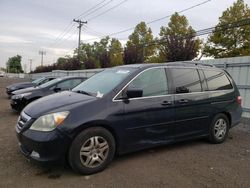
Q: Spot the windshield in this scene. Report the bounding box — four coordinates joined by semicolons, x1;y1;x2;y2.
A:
31;77;45;84
72;68;135;96
39;78;62;88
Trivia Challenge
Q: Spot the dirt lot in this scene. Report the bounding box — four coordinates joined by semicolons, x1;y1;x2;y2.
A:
0;77;250;188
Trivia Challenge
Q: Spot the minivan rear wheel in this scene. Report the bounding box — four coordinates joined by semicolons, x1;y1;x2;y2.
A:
209;114;229;144
68;127;115;175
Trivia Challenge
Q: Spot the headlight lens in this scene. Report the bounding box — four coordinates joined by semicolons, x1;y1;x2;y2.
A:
13;92;32;99
29;111;69;132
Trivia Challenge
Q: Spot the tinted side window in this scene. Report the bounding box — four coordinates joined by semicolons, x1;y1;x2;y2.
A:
56;80;73;90
71;79;83;88
203;70;233;91
171;68;201;93
39;79;48;85
128;68;168;97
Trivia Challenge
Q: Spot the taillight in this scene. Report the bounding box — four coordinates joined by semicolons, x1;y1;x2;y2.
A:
236;96;242;105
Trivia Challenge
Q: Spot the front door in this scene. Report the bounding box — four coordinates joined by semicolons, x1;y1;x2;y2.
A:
118;68;175;152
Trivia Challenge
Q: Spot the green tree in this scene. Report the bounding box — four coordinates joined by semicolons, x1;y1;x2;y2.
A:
77;37;111;68
95;36;110;68
125;22;156;64
109;38;123;66
6;55;23;73
78;37;124;68
78;43;99;68
159;12;201;62
204;0;250;58
56;57;68;65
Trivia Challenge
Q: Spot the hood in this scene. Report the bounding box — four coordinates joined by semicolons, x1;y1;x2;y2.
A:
12;86;40;95
7;82;34;89
24;91;96;118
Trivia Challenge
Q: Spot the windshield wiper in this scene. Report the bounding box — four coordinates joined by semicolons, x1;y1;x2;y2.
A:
75;90;93;96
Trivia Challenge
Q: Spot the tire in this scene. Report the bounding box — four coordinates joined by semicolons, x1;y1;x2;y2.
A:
68;127;116;175
209;114;229;144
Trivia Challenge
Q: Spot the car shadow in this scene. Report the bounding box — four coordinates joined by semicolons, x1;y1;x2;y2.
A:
32;138;207;178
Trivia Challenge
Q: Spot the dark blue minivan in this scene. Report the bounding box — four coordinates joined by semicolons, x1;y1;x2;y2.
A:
16;62;242;174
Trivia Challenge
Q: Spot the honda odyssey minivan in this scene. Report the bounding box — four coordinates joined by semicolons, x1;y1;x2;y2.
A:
15;62;242;175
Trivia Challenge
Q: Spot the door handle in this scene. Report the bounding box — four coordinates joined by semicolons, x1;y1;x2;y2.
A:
178;99;189;104
161;101;172;106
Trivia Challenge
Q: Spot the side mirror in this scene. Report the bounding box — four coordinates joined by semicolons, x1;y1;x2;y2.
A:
54;87;61;92
176;86;189;94
126;87;143;98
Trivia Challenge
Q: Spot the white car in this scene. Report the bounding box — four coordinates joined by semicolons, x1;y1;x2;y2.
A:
0;71;5;77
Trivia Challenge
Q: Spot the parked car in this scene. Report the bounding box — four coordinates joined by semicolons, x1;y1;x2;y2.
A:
6;76;56;97
11;76;86;112
0;71;5;77
16;62;242;175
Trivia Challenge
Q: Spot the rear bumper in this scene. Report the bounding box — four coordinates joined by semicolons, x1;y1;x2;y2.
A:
230;105;242;128
16;126;71;164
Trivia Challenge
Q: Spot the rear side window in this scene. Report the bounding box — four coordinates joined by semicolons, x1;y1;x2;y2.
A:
56;79;72;90
203;70;232;91
71;79;83;88
171;68;201;93
128;68;168;97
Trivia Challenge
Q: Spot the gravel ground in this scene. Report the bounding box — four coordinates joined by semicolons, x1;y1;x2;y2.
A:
0;77;250;188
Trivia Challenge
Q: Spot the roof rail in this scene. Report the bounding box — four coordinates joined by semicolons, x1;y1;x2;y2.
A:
182;61;215;67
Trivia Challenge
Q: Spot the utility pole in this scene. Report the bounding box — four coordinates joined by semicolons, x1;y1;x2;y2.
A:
39;51;46;66
73;19;87;62
28;59;32;73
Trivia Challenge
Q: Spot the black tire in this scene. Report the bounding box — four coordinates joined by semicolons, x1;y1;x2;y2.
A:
68;127;115;175
209;114;229;144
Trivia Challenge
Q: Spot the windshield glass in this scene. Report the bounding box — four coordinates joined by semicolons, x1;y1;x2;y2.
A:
31;77;45;84
72;68;135;96
39;78;62;88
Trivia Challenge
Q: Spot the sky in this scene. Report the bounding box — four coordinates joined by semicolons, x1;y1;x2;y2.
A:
0;0;249;72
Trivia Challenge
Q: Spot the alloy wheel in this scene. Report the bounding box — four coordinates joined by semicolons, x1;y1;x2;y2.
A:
214;118;227;140
79;136;109;168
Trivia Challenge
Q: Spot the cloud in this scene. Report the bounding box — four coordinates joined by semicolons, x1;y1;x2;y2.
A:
44;47;74;55
0;35;33;44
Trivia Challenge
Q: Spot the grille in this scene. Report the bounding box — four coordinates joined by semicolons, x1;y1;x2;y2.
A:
17;112;31;130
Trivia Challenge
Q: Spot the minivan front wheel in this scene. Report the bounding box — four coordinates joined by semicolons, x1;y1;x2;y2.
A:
209;114;229;144
68;127;115;175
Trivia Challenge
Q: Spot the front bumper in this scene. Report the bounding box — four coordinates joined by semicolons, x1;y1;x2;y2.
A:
6;88;13;96
16;126;71;164
10;98;26;112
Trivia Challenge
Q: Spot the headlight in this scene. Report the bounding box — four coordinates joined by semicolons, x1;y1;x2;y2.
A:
29;111;69;132
13;92;32;99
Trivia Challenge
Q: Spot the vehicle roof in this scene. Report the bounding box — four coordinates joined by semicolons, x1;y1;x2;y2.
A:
56;76;87;80
116;61;221;70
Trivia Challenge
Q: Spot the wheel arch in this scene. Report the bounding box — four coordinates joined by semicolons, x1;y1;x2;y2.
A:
70;120;120;155
221;111;232;127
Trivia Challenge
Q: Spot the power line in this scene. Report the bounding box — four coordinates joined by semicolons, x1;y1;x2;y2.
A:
38;51;46;66
99;18;250;57
82;0;212;42
54;28;79;47
82;25;106;37
79;0;114;20
146;18;250;49
35;18;250;69
75;0;108;19
73;19;87;62
48;22;76;48
87;0;128;21
147;0;212;24
49;1;111;48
